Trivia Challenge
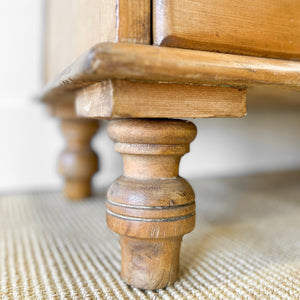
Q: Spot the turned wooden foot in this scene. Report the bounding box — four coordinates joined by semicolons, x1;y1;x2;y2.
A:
46;100;100;200
106;119;197;289
59;119;99;200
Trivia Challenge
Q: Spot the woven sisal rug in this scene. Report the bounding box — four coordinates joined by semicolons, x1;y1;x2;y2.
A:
0;171;299;299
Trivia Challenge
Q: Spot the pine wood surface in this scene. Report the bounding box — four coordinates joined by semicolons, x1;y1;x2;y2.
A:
59;119;99;200
44;0;151;82
154;0;300;60
41;43;300;104
44;1;151;200
76;80;246;119
118;0;151;44
47;101;100;200
106;119;197;289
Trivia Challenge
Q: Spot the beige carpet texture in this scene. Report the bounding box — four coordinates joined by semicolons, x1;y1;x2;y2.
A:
0;171;299;299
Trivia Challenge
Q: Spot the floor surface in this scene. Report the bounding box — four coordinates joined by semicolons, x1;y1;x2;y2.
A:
0;171;299;299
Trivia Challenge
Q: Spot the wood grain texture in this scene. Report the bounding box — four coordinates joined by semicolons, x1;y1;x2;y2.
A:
44;0;117;83
118;0;151;44
59;118;99;200
154;0;300;60
106;119;197;290
44;0;151;82
47;101;99;200
76;80;246;118
41;43;300;103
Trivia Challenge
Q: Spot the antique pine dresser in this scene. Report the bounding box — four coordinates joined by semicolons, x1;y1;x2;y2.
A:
41;0;300;290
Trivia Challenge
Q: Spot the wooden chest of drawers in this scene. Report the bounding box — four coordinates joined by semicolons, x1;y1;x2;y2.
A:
41;0;300;290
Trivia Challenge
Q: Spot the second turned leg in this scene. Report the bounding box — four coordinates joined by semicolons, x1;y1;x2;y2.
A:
46;100;100;200
106;118;197;290
59;118;99;200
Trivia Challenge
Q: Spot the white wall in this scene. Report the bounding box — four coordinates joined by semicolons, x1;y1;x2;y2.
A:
0;0;59;192
1;1;300;193
185;106;300;178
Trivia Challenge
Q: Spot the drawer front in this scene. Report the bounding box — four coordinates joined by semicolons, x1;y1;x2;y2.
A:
154;0;300;60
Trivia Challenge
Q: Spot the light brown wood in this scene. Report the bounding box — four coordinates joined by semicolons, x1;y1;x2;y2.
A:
44;1;151;200
118;0;151;44
154;0;300;60
44;0;117;83
76;80;246;119
59;118;99;200
46;95;78;119
44;0;151;82
41;43;300;104
106;119;197;290
47;101;99;200
41;2;300;290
